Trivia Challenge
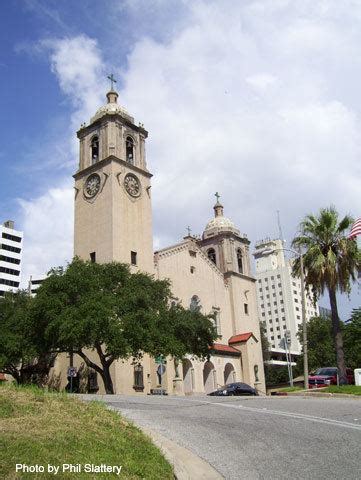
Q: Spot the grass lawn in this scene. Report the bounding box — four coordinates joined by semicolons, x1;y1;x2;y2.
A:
276;386;303;393
322;385;361;395
0;384;173;479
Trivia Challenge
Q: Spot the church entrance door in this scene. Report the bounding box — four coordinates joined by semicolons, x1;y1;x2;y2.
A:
203;361;216;394
224;363;236;385
182;359;194;394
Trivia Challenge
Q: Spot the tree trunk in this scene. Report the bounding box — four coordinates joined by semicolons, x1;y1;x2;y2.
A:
328;287;347;385
101;363;114;394
76;350;115;394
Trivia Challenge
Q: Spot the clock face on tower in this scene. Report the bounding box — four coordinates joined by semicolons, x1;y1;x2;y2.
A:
84;173;101;198
124;173;141;197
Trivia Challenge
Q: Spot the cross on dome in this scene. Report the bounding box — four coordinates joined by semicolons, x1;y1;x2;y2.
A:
107;73;117;91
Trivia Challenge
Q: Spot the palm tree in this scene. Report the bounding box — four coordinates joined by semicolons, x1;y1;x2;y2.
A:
292;206;360;385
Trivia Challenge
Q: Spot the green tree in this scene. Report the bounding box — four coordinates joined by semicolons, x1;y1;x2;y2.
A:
344;308;361;370
0;291;55;385
292;207;360;384
32;259;217;394
296;316;336;373
259;321;270;362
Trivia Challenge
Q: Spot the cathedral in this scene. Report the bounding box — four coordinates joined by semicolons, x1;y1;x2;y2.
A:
61;83;265;395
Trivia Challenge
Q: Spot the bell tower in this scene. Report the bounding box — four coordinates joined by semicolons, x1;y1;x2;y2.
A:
73;76;154;273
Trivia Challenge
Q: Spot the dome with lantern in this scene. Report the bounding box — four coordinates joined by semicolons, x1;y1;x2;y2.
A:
90;89;134;124
203;194;240;239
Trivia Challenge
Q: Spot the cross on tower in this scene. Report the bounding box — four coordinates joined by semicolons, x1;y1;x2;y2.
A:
107;73;117;91
215;192;221;203
187;226;192;236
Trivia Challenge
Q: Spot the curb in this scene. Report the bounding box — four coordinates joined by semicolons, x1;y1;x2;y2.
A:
142;427;223;480
104;405;223;480
285;391;361;399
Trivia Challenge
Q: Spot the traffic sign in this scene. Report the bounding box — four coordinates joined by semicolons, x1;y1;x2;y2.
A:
155;355;167;364
157;364;166;376
67;367;77;378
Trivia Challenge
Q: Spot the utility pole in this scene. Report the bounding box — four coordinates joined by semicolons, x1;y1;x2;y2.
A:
299;250;309;389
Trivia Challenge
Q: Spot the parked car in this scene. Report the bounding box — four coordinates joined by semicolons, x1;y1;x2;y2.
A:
308;367;354;388
208;382;258;396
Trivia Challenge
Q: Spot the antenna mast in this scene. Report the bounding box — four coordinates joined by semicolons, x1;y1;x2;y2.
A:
277;210;286;246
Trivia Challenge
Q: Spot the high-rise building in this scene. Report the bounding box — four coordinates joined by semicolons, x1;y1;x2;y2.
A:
253;238;319;363
0;220;23;296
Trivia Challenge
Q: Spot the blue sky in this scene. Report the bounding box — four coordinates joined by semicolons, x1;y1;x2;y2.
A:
0;0;360;319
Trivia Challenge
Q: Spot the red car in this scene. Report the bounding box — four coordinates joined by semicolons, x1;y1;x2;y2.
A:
308;367;354;388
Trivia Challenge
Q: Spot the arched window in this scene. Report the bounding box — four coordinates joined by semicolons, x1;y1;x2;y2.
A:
207;248;216;265
190;295;201;312
133;364;144;391
91;136;99;164
237;248;243;274
126;136;134;164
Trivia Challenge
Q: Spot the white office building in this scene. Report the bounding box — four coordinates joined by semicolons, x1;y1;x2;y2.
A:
253;238;319;364
0;220;23;296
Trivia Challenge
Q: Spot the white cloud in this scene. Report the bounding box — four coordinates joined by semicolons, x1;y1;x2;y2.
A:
16;2;361;316
19;184;73;284
18;36;107;284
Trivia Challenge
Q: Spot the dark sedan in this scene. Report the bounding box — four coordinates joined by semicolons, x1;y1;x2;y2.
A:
208;382;258;396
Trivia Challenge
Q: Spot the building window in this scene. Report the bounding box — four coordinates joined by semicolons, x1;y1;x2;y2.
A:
244;303;249;315
207;248;216;265
268;311;271;315
262;313;265;317
190;266;195;274
270;327;273;332
0;255;20;265
126;136;134;164
271;336;274;340
261;304;264;308
2;232;22;243
294;298;298;303
1;244;21;254
267;303;270;307
275;317;279;322
131;251;137;265
237;249;243;274
133;364;144;391
278;283;281;287
88;370;99;393
90;252;96;263
91;136;99;164
273;302;277;306
0;266;20;276
0;279;19;287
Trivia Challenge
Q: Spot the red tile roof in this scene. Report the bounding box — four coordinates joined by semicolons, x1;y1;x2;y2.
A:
228;332;255;344
211;343;241;355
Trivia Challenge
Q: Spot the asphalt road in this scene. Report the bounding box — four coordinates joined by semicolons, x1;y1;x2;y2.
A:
83;394;361;480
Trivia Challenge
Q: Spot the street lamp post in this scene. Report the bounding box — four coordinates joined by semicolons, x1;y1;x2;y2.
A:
299;250;308;389
261;246;309;390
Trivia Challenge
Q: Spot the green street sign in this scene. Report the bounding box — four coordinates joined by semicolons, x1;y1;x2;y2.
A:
155;355;167;364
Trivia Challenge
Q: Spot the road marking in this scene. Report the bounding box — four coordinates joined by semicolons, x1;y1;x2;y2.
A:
171;398;361;431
